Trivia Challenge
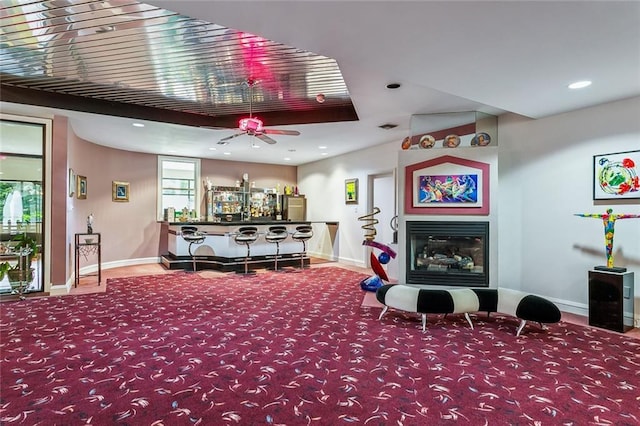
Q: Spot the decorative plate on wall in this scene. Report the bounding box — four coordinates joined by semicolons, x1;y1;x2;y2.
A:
471;132;491;146
401;136;412;150
419;135;436;149
443;134;460;148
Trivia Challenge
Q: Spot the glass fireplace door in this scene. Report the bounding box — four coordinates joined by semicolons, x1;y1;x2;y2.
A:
406;221;489;287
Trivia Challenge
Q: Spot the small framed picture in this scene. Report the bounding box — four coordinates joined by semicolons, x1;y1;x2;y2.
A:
68;168;75;197
112;181;130;202
345;178;358;204
77;175;87;200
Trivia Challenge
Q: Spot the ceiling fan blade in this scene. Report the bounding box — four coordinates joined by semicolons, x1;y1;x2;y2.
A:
263;129;300;136
256;134;277;144
218;132;245;144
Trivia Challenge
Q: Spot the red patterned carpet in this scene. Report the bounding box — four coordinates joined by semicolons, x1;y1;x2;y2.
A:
1;267;639;425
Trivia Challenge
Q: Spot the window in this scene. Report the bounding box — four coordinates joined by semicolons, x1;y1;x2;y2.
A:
157;156;201;221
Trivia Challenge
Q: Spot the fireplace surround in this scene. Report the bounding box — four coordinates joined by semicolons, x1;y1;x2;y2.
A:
406;221;489;287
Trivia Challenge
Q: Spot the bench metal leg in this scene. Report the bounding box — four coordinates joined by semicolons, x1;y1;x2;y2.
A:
378;305;388;320
464;313;474;329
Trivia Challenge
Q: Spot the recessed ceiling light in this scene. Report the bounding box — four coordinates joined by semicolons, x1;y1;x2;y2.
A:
251;144;261;149
321;152;328;156
568;80;592;89
209;147;217;151
167;149;177;153
386;83;401;89
318;145;327;150
379;123;398;130
132;123;145;127
223;152;231;156
283;157;291;161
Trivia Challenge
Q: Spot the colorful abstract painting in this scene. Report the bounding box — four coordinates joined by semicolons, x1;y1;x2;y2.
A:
593;150;639;200
419;174;478;204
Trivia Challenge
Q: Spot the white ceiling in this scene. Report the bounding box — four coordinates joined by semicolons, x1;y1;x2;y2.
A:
2;1;639;166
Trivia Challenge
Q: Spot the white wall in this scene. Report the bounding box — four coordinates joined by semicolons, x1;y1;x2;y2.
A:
499;96;640;320
300;96;640;323
298;141;399;267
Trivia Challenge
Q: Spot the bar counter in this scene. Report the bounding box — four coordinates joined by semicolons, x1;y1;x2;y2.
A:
162;220;334;272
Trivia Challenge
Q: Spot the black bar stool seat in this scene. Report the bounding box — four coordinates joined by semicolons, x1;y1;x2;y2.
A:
265;225;289;271
233;226;259;275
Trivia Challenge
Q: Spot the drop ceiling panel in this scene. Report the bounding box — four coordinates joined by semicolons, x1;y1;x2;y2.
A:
0;0;357;127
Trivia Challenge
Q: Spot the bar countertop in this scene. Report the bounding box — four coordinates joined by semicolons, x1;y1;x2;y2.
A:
166;220;338;226
166;220;311;226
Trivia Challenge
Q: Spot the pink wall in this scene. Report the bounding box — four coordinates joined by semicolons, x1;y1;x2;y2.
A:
51;116;69;286
61;127;297;283
201;160;297;189
68;137;163;266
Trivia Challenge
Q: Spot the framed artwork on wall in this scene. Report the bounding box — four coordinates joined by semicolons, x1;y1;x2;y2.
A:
76;175;87;200
112;181;130;202
68;168;75;197
593;150;639;200
345;178;358;204
405;155;490;215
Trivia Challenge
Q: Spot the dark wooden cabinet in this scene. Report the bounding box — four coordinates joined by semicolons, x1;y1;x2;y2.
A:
588;270;634;332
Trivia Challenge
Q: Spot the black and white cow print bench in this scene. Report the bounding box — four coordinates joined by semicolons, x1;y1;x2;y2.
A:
375;284;561;336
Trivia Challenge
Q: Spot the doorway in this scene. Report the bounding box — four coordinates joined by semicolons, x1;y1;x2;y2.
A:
368;171;397;279
0;119;45;295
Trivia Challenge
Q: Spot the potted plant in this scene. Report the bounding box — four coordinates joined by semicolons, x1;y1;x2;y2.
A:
3;233;38;288
0;261;10;282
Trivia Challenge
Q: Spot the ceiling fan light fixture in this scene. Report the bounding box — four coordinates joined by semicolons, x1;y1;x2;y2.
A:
239;117;264;132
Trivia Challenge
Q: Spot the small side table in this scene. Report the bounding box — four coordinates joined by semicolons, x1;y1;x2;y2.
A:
75;233;101;287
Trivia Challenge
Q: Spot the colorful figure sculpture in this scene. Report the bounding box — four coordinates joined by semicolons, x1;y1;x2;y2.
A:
358;207;397;291
575;209;640;268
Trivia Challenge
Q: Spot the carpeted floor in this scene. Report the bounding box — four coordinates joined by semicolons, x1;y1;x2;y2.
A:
361;289;383;308
1;267;639;425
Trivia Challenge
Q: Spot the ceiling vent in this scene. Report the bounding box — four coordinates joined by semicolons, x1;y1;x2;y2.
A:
379;123;398;130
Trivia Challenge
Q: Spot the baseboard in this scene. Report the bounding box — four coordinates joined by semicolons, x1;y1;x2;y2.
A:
306;250;337;262
549;297;589;318
336;256;366;269
78;256;161;275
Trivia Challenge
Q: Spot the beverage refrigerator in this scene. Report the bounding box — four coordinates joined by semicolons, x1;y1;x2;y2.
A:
280;195;306;221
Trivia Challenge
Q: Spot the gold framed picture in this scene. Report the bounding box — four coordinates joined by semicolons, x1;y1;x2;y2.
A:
112;181;130;202
77;175;87;199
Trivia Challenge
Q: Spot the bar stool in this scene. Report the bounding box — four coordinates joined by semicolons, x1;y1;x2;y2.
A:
291;225;313;269
233;226;259;275
265;225;289;271
181;226;206;272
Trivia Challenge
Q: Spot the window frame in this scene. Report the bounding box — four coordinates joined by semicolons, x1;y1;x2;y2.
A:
157;155;201;221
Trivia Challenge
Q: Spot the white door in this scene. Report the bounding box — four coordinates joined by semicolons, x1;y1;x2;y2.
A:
369;171;397;280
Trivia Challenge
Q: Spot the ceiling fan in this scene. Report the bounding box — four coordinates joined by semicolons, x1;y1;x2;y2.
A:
217;79;300;145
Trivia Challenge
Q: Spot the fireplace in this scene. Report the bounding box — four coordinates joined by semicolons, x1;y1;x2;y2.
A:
406;221;489;287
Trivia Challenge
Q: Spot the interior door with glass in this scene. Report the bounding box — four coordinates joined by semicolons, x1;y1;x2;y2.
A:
0;119;44;295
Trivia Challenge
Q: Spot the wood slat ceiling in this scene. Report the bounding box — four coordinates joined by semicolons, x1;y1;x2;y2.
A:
0;0;358;128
